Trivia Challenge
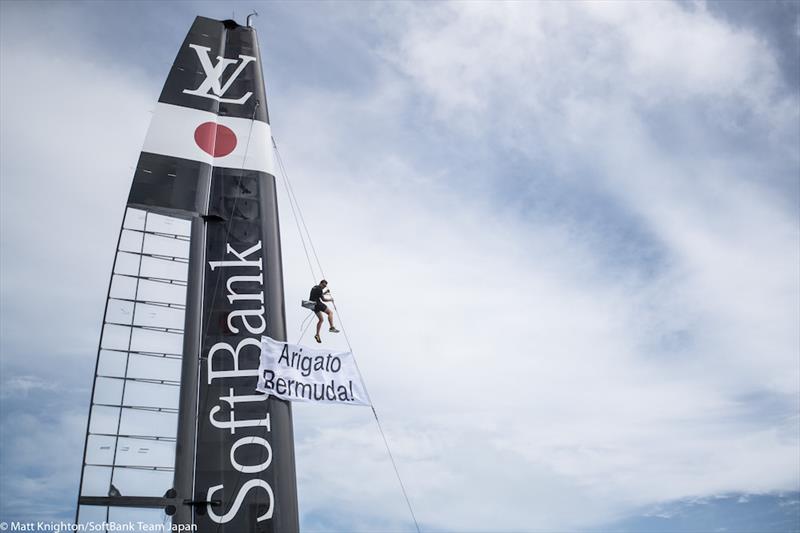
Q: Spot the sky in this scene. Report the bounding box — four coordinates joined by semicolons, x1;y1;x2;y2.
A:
1;1;799;532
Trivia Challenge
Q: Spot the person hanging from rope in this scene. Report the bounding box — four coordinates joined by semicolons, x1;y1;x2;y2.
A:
310;279;339;343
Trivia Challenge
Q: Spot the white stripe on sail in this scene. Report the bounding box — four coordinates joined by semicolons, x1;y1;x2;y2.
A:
142;103;274;174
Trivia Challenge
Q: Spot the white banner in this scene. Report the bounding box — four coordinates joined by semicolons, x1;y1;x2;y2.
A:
257;336;370;406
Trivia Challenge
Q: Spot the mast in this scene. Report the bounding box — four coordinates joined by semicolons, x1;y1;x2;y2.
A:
77;16;299;532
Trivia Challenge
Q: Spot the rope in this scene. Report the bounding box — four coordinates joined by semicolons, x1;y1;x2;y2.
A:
272;137;319;283
273;138;327;280
373;405;421;533
273;138;422;533
297;311;315;344
332;298;420;533
271;136;321;345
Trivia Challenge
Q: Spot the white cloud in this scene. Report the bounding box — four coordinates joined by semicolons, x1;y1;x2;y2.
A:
0;13;156;358
0;6;164;522
275;2;799;530
0;376;58;398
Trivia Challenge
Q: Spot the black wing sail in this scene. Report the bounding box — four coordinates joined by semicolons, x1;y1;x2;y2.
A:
77;16;299;532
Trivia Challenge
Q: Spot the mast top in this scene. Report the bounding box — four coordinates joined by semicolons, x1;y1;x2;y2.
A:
247;10;258;28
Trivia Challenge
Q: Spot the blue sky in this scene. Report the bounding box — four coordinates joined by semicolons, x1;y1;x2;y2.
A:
1;1;799;531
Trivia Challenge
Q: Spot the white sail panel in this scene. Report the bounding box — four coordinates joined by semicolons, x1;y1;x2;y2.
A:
139;256;188;283
80;466;113;497
143;233;191;259
129;328;184;355
123;381;180;409
92;377;124;405
88;406;122;435
118;408;178;439
112;437;176;469
105;300;134;325
134;278;187;306
112;467;175;497
126;353;182;381
132;303;185;330
78;207;191;522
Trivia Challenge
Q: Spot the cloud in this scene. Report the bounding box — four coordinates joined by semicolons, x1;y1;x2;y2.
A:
0;3;159;523
274;2;799;529
0;9;157;360
0;376;59;398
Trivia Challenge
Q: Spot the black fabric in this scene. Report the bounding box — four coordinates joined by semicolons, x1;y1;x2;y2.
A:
313;301;327;314
195;165;298;532
128;152;210;213
159;16;269;123
309;285;323;303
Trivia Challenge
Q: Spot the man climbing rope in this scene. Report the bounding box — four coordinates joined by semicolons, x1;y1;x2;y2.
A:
310;279;339;343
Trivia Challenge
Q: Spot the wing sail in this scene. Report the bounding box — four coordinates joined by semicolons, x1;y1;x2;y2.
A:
77;16;298;532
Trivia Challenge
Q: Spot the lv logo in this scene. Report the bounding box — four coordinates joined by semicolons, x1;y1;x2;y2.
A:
183;44;256;105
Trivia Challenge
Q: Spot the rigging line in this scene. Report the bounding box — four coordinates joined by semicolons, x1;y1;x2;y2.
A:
372;406;422;533
331;298;421;533
272;137;318;284
272;135;421;532
297;312;315;344
272;137;326;280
